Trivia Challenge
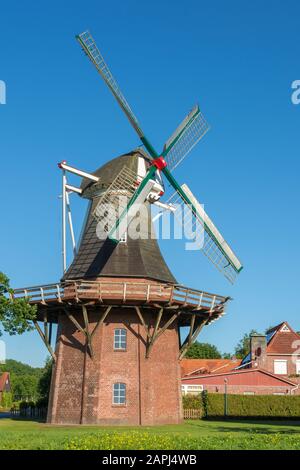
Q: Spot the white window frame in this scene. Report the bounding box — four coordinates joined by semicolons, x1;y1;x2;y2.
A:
114;328;127;350
181;384;203;395
113;383;126;405
274;360;288;375
296;360;300;375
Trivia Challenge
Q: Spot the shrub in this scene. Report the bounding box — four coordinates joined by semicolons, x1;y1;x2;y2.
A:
182;393;203;410
203;393;300;419
0;391;13;409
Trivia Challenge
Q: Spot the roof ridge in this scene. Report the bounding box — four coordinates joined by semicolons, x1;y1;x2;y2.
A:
182;367;298;385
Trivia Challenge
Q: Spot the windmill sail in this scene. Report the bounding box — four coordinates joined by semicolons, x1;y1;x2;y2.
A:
168;183;242;283
162;105;210;171
76;31;144;139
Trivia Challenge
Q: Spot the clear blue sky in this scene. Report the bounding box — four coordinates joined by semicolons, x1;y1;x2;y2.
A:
1;0;300;367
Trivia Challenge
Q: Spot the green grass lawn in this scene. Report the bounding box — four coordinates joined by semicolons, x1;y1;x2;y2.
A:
0;417;300;450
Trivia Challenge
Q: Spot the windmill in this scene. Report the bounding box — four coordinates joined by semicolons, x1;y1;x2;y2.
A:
12;31;242;425
75;31;242;284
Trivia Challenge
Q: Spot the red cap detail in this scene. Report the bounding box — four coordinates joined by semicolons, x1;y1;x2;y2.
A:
152;156;167;170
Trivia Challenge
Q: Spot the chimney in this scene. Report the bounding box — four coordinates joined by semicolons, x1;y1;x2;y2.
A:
250;334;267;369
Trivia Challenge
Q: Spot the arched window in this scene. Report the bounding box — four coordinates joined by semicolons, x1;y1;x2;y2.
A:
113;383;126;405
114;328;127;350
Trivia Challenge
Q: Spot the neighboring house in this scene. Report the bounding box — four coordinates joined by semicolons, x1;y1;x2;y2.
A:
181;321;300;396
242;322;300;377
0;372;11;402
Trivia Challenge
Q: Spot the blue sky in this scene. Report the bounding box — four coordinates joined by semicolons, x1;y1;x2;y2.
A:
1;0;300;367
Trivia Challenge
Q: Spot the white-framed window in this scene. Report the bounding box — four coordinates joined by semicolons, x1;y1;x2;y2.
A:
181;384;203;396
274;360;287;375
114;328;127;350
113;383;126;405
243;391;255;395
296;360;300;375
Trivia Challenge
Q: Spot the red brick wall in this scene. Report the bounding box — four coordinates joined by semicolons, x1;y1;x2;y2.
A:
265;355;300;377
48;307;183;425
182;369;300;395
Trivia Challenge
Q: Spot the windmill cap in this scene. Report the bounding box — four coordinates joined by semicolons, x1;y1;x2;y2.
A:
80;148;150;195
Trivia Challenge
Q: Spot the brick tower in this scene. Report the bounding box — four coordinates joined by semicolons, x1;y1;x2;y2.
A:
13;149;229;425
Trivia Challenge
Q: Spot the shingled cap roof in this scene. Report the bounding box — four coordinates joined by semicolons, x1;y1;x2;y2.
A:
63;149;176;284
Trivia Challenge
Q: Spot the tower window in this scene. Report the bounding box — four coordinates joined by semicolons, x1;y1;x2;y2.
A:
113;383;126;405
114;328;127;350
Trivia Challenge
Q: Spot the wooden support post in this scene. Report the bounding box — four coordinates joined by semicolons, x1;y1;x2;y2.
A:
146;308;181;358
146;308;163;358
64;308;85;334
49;321;53;346
64;305;112;359
43;311;49;344
154;311;181;342
188;314;196;345
134;306;151;340
82;305;94;358
179;317;207;360
91;306;112;338
33;320;56;362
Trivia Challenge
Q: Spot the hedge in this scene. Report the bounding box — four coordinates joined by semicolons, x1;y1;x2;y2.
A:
183;392;300;419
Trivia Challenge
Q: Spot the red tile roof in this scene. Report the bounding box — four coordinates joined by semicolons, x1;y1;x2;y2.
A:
182;367;298;387
0;372;10;392
181;358;240;377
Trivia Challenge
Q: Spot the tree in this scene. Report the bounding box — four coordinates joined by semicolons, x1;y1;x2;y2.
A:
0;359;44;401
12;374;40;401
37;358;53;404
0;272;36;336
234;329;259;359
222;352;232;359
185;341;221;359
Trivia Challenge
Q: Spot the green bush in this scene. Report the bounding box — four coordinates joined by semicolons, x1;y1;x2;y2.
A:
0;391;13;410
203;393;300;418
182;394;203;410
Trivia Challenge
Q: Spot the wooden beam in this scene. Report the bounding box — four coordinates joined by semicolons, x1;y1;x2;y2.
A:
179;318;207;360
64;305;112;360
91;306;112;338
152;308;163;340
49;321;53;345
64;308;85;334
43;311;49;344
146;308;180;358
134;306;151;340
188;314;196;345
154;311;181;342
82;305;94;358
33;320;56;362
